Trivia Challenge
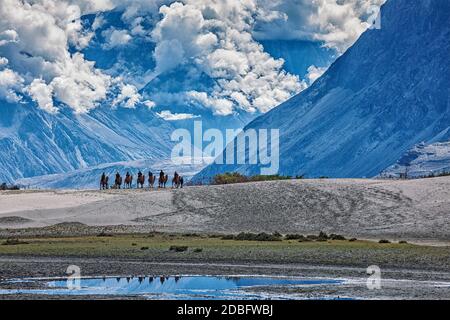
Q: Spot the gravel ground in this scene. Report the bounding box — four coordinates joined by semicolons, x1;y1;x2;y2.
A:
0;257;449;300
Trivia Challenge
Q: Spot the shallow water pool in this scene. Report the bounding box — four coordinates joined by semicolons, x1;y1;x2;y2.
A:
0;276;345;299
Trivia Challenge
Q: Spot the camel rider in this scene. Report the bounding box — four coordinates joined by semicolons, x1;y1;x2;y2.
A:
138;170;143;179
126;171;130;179
174;171;179;180
101;172;106;182
149;171;153;178
115;172;120;180
160;170;165;180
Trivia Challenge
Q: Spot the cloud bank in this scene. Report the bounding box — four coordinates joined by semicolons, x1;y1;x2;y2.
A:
0;0;384;116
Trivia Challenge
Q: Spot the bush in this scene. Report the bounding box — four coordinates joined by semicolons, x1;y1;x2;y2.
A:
234;232;282;242
348;238;357;242
140;246;149;250
329;234;346;240
379;239;391;244
193;248;203;253
183;233;200;237
212;173;292;185
213;173;248;185
220;234;235;240
97;232;113;237
317;231;329;241
169;245;188;252
2;239;28;246
285;234;306;240
399;240;408;244
0;183;20;191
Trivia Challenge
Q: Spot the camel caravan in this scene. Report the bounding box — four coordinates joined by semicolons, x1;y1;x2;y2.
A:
100;170;184;190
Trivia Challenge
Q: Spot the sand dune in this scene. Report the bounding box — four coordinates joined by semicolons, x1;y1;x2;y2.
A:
1;177;449;241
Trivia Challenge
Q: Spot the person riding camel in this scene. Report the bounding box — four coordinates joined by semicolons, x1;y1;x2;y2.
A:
159;170;165;180
101;172;106;181
138;170;142;179
126;171;130;179
174;171;179;180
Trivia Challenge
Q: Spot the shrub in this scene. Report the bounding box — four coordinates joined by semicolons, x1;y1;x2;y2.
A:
399;240;408;244
212;173;292;185
285;234;306;240
213;173;248;185
0;183;20;191
348;238;357;242
140;246;149;250
234;232;282;241
317;231;329;241
97;232;113;237
2;239;28;246
183;233;199;237
379;239;391;244
329;234;346;240
169;245;188;252
272;231;282;238
193;248;203;253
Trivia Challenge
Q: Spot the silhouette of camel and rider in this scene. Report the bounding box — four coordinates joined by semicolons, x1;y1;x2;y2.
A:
100;170;183;190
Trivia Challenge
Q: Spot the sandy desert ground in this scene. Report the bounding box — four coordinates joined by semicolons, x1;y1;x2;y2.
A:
1;177;449;242
0;177;449;299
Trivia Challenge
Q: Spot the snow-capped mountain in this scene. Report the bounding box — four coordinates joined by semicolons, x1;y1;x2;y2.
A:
194;0;450;181
380;142;450;178
0;100;174;184
1;6;336;185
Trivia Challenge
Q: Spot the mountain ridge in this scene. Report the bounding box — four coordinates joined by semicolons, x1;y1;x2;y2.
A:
193;0;450;181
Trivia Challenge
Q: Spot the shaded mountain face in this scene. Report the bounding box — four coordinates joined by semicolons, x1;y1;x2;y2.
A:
194;0;450;181
0;101;174;183
260;40;335;78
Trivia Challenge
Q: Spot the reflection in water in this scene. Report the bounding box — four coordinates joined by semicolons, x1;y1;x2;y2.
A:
0;276;345;300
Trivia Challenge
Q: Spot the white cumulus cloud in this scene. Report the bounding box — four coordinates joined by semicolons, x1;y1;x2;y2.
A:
27;79;57;113
0;0;139;113
0;68;24;103
151;0;303;115
157;110;200;121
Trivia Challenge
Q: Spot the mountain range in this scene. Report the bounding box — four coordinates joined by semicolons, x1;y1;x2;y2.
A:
0;8;333;185
0;100;174;183
194;0;450;181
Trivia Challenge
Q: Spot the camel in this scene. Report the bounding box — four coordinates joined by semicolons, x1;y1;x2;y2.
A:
100;174;109;190
148;173;156;189
172;174;182;189
124;174;133;189
114;174;122;189
159;175;168;188
137;173;145;189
